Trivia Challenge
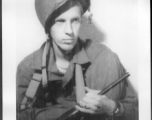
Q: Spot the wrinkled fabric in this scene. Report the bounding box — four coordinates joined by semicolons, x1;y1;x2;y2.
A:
16;39;138;120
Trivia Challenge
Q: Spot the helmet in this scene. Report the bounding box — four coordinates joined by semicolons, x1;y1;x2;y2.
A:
35;0;90;28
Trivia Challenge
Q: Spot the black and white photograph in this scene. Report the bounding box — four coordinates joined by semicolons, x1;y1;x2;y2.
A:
2;0;150;120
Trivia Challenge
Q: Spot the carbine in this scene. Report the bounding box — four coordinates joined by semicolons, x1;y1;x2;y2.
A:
56;73;130;120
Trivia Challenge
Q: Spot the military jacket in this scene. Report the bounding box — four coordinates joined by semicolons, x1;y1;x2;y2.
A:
17;39;138;120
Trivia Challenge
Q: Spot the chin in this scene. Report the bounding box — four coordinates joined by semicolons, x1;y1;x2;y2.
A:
61;45;74;52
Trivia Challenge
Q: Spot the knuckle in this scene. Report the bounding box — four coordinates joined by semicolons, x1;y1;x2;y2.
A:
86;93;89;97
102;95;106;98
97;100;102;107
86;92;92;97
82;97;87;102
97;96;102;101
93;106;98;111
79;101;83;106
97;98;102;104
75;105;80;110
94;101;100;107
90;110;95;114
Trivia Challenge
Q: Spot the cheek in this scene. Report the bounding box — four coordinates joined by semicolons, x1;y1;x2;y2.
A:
50;27;60;41
73;24;81;36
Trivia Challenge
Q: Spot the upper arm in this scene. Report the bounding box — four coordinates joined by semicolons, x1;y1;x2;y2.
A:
16;61;34;111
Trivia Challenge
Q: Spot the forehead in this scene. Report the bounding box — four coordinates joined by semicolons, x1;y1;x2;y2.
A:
55;5;82;20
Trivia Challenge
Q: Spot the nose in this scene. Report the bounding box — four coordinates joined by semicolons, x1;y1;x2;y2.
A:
65;22;73;36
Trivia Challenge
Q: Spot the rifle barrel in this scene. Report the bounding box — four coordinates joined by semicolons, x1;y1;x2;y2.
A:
56;73;130;120
99;73;130;95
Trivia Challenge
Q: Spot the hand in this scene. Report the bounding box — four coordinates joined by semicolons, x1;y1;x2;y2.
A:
75;87;116;115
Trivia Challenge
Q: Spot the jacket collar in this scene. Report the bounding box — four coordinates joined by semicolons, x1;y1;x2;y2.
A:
32;38;90;72
72;40;90;65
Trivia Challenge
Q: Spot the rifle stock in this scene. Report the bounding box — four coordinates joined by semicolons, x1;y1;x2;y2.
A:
56;73;130;120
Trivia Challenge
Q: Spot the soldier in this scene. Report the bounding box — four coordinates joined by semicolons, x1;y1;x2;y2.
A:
16;0;138;120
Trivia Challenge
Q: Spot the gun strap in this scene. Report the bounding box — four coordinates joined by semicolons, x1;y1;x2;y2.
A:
42;40;49;88
75;64;86;103
20;41;49;111
20;72;42;110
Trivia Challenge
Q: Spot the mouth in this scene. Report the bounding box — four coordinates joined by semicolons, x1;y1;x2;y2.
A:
63;39;74;44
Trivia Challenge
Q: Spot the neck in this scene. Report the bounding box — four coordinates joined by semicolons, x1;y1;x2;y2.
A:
52;41;72;62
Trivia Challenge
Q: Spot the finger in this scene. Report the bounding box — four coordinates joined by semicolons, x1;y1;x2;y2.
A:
78;100;86;108
82;97;99;106
75;105;95;114
85;92;102;101
85;87;91;92
85;103;98;111
79;100;98;111
85;87;100;94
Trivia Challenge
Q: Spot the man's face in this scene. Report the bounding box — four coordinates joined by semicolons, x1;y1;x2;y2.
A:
50;5;82;53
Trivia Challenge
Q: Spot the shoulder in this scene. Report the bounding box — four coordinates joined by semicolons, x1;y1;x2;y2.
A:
83;39;126;74
82;40;127;88
83;39;117;62
17;45;44;75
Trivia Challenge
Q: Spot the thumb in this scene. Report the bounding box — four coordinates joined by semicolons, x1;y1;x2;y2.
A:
85;87;100;94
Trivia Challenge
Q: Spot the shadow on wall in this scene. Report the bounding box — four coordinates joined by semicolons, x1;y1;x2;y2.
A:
79;16;106;44
79;17;138;97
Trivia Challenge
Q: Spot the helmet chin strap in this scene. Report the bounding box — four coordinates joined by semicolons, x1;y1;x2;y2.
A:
42;34;49;88
75;64;86;103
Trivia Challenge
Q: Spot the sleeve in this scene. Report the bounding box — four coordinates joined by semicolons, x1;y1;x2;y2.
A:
16;62;36;120
109;53;138;120
117;79;138;120
88;48;138;120
16;61;59;120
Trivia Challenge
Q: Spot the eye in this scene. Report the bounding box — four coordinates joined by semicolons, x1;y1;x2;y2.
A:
73;18;80;23
55;19;65;24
